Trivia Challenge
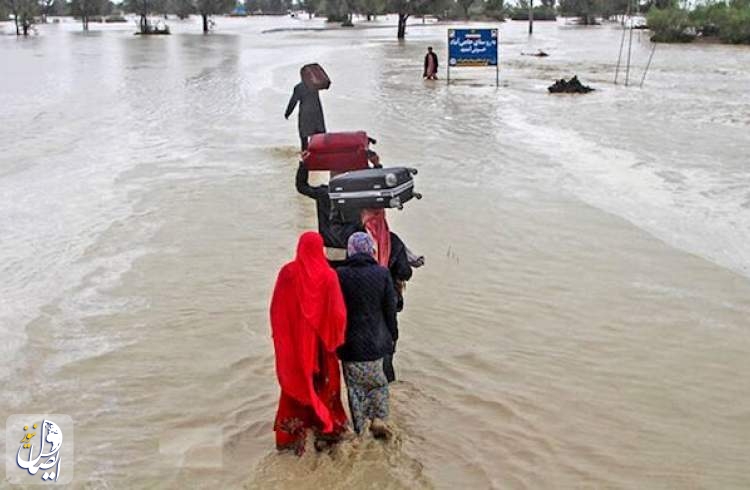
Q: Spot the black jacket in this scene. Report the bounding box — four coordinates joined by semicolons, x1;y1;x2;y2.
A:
389;232;412;282
285;82;326;139
295;163;363;249
389;232;413;311
336;253;398;362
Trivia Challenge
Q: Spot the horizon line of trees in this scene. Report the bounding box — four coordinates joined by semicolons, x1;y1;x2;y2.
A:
8;0;735;39
0;0;238;32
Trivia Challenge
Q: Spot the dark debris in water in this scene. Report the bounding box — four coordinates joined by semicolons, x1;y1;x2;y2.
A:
548;75;595;94
522;49;550;57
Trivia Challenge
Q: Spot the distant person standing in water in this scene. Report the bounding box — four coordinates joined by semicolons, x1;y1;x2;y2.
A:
423;47;439;80
285;71;326;151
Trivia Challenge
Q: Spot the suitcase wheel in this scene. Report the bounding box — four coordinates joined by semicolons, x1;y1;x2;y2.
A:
409;168;418;175
414;192;423;200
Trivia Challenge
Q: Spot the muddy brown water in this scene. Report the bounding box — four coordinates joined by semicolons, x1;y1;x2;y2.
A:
1;15;749;489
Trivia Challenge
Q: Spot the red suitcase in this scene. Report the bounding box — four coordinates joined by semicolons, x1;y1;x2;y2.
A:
301;63;331;91
303;131;370;171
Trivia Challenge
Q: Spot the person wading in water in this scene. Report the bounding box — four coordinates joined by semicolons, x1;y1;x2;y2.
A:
423;46;439;80
336;232;398;439
295;150;383;266
285;71;327;151
270;232;350;454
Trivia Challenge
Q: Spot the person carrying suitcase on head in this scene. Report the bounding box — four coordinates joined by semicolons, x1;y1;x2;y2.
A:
295;150;381;267
285;66;328;152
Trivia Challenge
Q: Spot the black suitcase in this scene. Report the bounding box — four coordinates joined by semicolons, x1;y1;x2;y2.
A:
329;167;421;211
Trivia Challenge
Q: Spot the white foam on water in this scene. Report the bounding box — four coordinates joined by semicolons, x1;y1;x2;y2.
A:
498;102;750;280
0;156;154;402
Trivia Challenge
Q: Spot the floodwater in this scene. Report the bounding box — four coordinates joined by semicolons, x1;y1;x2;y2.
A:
1;14;750;489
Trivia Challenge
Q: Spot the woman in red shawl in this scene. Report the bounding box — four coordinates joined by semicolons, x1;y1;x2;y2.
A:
270;231;349;454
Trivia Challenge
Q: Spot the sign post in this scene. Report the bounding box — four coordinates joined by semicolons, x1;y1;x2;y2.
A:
447;28;500;87
529;0;533;35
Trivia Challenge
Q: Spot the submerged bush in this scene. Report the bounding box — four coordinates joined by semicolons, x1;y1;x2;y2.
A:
690;3;725;36
647;6;695;42
650;2;750;44
717;5;750;43
509;6;557;20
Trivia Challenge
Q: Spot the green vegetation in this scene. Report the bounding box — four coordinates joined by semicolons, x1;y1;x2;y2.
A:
170;0;193;18
312;0;506;36
244;0;290;14
71;0;104;30
2;0;37;34
647;0;750;44
123;0;164;32
195;0;235;31
647;6;693;41
510;3;557;21
558;0;600;24
483;0;506;20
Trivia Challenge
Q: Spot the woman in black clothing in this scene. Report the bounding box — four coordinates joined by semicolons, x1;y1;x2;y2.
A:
336;232;398;438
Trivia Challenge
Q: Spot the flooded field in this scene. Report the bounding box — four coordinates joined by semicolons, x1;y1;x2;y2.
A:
1;15;749;488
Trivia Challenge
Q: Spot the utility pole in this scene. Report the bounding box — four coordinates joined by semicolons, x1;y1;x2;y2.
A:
614;0;632;84
528;0;534;35
625;0;634;86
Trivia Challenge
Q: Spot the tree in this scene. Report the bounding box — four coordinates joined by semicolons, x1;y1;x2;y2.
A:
124;0;166;32
194;0;233;32
169;0;193;18
558;0;600;23
260;0;283;13
298;0;320;17
71;0;104;29
643;0;676;9
483;0;505;20
599;0;629;19
101;0;115;14
38;0;55;21
354;0;385;20
323;0;348;21
456;0;474;18
3;0;37;35
388;0;432;39
52;0;68;16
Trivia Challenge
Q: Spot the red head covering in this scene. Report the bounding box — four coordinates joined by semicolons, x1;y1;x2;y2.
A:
361;209;391;268
270;232;347;432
